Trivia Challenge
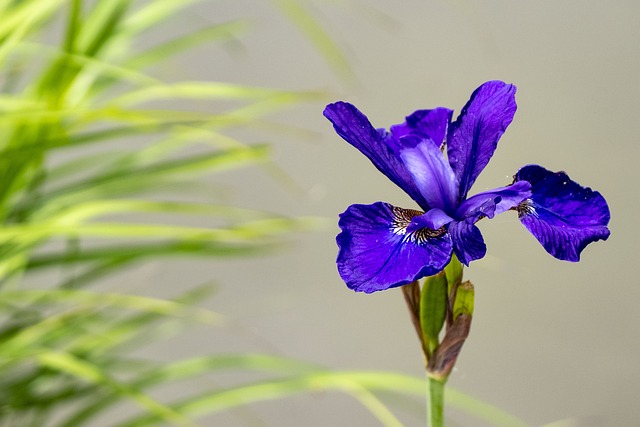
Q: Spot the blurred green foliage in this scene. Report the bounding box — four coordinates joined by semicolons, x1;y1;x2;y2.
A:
0;1;529;426
0;0;318;425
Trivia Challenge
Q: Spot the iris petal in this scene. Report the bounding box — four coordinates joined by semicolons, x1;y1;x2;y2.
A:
456;181;532;220
515;164;610;261
449;219;487;265
337;202;453;293
399;135;459;214
447;81;517;201
407;208;453;233
324;102;430;209
388;107;453;149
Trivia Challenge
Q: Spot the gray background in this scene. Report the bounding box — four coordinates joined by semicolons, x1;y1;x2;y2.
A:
118;1;639;426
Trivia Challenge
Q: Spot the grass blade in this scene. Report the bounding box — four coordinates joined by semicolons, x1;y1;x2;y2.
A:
35;351;198;427
272;0;354;82
112;370;528;427
125;21;249;71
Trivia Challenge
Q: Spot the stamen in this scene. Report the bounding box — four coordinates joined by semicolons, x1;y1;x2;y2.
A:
516;199;536;218
391;206;447;243
412;226;447;243
391;206;423;233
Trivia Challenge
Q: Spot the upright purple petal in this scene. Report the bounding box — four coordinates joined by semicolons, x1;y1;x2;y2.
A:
399;135;459;214
515;165;610;261
448;219;487;265
447;81;517;201
324;102;430;209
337;202;453;293
456;181;532;220
388;108;453;149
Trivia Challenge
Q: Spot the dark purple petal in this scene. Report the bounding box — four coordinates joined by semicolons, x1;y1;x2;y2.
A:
447;81;517;200
456;181;532;220
449;219;487;265
337;202;453;293
515;164;610;261
447;181;531;265
399;135;459;214
388;108;453;149
324;102;430;209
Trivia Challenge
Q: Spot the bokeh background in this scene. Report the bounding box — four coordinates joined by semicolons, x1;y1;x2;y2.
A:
4;0;638;426
178;1;638;425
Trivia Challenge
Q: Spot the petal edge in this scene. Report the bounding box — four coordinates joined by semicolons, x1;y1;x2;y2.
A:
515;165;610;261
324;102;431;209
447;81;517;200
337;202;453;293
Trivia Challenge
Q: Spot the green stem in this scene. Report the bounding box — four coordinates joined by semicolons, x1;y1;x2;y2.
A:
427;375;445;427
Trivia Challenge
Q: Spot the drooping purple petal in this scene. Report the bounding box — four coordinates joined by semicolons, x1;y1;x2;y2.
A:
515;164;610;262
449;219;487;265
388;108;453;149
456;180;532;220
337;202;453;293
324;102;430;209
447;81;517;201
399;135;459;214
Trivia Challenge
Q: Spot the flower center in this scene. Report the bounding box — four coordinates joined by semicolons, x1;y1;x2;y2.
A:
516;200;536;218
391;206;446;243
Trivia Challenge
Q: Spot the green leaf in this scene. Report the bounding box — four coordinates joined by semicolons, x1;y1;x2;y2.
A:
121;0;203;36
27;241;273;271
420;272;448;357
33;199;283;227
452;281;475;320
109;81;307;107
0;217;313;244
76;0;131;57
124;21;249;71
63;0;82;55
0;289;223;325
444;252;463;295
0;0;65;41
113;369;528;427
35;351;198;427
0;290;223;367
14;41;160;88
61;354;323;427
34;145;271;207
443;254;464;328
0;1;338;425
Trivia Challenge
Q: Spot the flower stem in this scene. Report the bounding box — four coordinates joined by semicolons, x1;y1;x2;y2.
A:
427;375;445;427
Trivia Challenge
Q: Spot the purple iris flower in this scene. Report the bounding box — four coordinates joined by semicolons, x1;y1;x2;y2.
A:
324;81;610;293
